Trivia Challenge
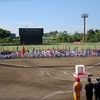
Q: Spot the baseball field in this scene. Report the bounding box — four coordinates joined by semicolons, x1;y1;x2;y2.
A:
0;57;100;100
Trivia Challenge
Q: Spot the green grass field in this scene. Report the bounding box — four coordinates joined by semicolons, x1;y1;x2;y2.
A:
1;43;100;51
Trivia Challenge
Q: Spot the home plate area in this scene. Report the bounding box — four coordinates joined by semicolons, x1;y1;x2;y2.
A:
42;64;96;82
41;67;84;81
46;70;74;81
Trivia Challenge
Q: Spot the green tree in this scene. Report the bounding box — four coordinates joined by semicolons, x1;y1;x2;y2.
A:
95;29;100;42
43;31;58;37
56;31;68;42
67;35;73;43
87;29;96;42
0;28;10;39
72;31;82;42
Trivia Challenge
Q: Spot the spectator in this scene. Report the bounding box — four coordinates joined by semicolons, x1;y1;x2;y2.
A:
73;77;82;100
94;77;100;100
85;77;94;100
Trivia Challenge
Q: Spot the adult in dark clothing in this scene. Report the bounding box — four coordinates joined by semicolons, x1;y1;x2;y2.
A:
85;77;94;100
94;77;100;100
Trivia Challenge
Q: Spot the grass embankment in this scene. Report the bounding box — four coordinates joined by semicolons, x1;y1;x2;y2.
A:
1;43;100;51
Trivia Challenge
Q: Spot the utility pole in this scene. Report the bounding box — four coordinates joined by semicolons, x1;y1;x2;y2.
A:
81;14;88;43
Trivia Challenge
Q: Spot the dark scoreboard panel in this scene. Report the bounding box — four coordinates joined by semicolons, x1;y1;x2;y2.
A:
19;28;43;36
19;28;43;44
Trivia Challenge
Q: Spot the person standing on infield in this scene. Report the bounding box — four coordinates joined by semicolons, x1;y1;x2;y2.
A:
85;77;94;100
73;77;82;100
94;77;100;100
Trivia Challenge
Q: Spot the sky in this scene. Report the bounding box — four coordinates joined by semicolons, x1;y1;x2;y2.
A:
0;0;100;36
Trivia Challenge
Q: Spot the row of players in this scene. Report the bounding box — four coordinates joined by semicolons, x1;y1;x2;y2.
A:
0;49;100;59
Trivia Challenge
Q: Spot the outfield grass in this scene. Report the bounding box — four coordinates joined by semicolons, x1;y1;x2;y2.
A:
1;43;100;51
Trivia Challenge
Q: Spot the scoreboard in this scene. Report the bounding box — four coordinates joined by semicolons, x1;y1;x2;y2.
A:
19;28;43;45
19;28;43;36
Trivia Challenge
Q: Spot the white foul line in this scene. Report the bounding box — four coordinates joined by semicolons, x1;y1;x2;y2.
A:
63;71;67;75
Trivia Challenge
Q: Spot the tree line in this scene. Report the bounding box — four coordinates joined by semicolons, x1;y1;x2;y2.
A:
0;28;19;43
0;28;100;43
44;29;100;43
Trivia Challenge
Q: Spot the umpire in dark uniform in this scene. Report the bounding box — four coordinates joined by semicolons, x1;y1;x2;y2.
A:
85;77;94;100
94;77;100;100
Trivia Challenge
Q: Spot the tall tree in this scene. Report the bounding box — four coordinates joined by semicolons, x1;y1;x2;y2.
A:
95;29;100;42
0;28;10;39
72;31;82;42
87;29;96;42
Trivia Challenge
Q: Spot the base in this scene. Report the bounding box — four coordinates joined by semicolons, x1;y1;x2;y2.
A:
73;73;88;78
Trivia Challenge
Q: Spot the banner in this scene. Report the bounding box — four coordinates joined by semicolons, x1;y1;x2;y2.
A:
21;44;25;55
74;42;82;44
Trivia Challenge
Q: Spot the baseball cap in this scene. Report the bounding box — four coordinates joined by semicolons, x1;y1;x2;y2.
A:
75;77;80;82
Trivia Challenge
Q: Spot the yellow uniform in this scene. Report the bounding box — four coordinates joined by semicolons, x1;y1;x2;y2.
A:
73;77;82;100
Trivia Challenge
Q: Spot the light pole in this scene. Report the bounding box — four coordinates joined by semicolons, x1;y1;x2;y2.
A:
81;14;88;43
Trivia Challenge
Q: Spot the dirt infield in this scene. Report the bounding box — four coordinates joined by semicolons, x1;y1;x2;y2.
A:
0;57;100;100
